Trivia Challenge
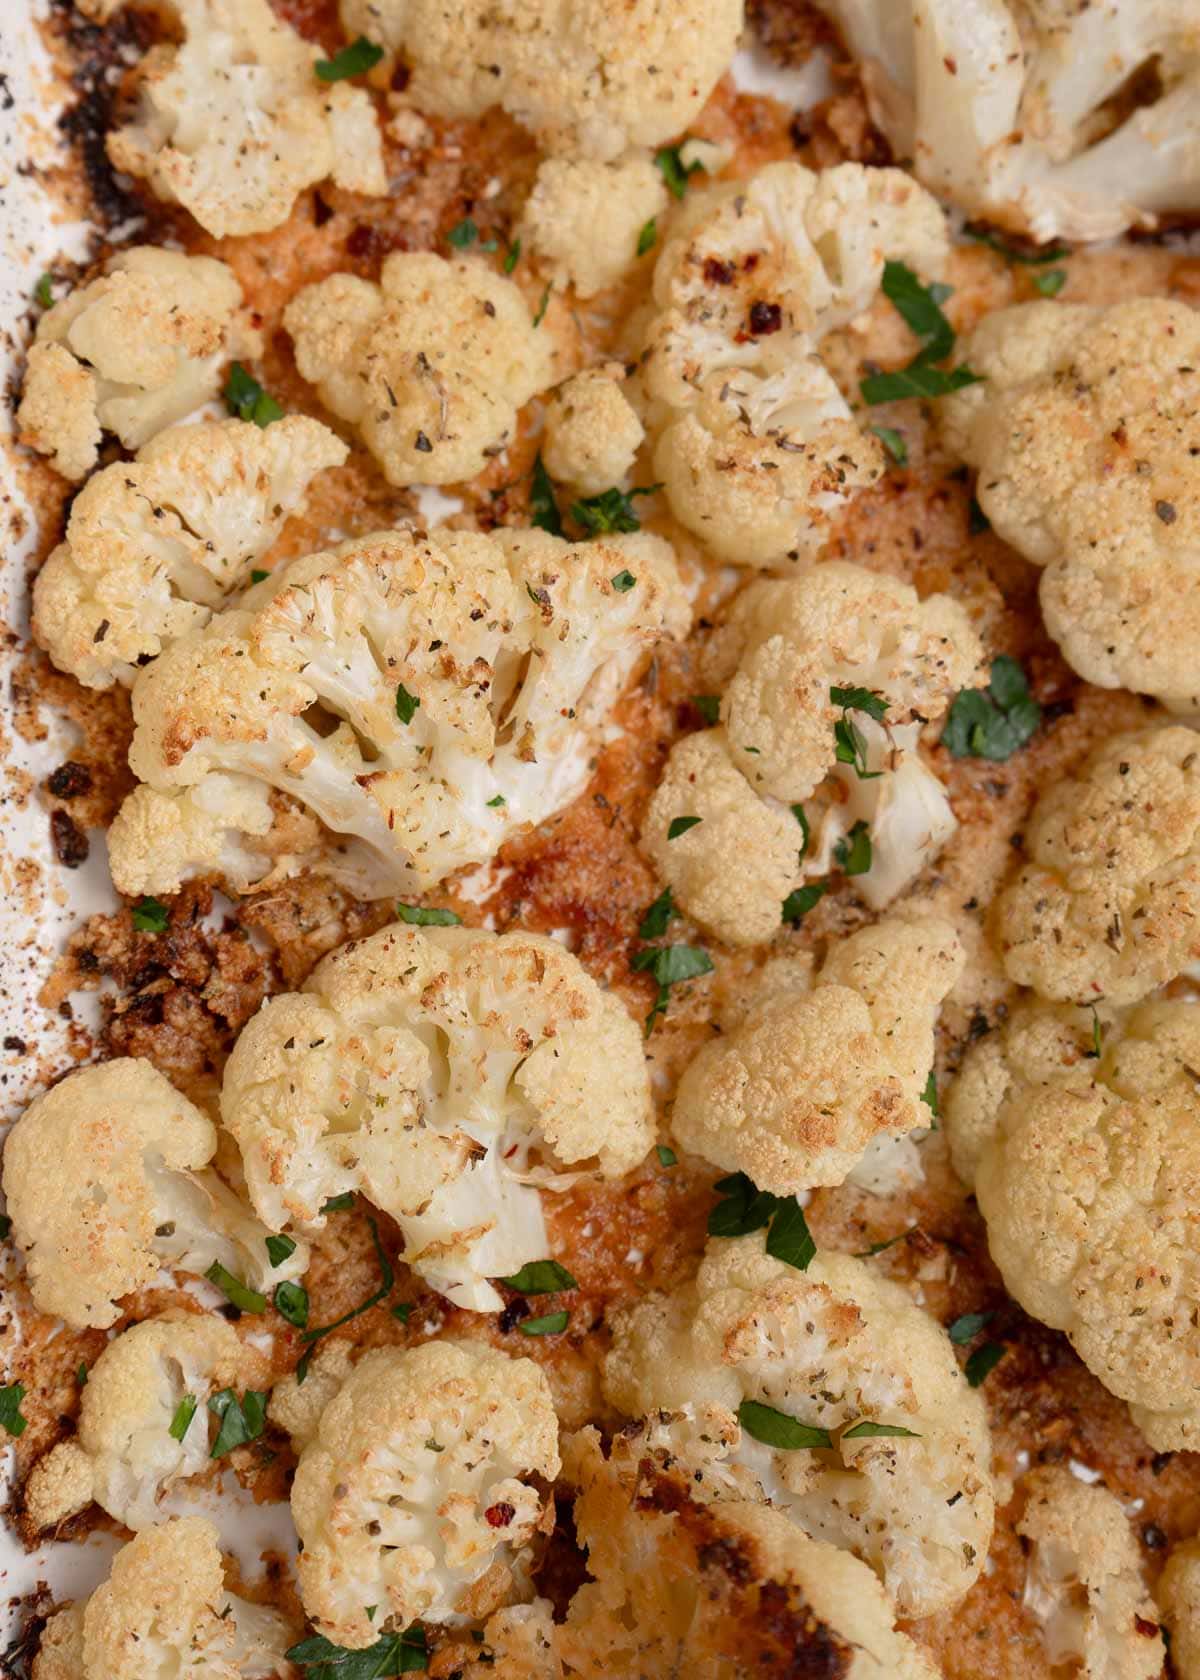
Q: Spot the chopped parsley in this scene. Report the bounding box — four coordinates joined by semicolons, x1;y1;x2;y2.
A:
861;260;980;404
519;1309;570;1336
224;362;284;427
274;1280;309;1329
77;1363;88;1387
830;686;888;721
265;1232;297;1268
861;363;981;403
870;424;908;466
947;1310;993;1345
638;886;676;940
571;484;661;536
842;1419;920;1440
530;453;563;535
964;1340;1007;1387
503;238;522;274
288;1625;428;1675
447;217;479;248
708;1173;815;1272
631;942;713;1033
501;1259;578;1294
942;655;1041;761
168;1394;198;1441
610;569;637;592
637;217;658;257
781;881;826;925
393;1302;413;1324
693;694;721;725
250;568;269;583
208;1387;267;1457
533;284;551;328
131;896;169;933
738;1399;831;1451
1033;268;1067;297
921;1070;939;1116
321;1192;357;1214
204;1261;267;1315
655;143;704;200
831;687;886;781
394;683;420;725
298;1212;395;1381
34;274;53;309
834;820;871;877
314;35;384;81
396;902;461;926
656;1144;677;1168
667;815;702;840
792;804;810;859
964;224;1069;265
764;1197;817;1272
0;1384;28;1437
486;794;506;807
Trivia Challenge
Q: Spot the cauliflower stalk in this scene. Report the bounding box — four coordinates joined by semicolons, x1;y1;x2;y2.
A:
107;523;689;899
604;1233;995;1618
17;246;259;482
1;1059;308;1330
33;416;346;690
222;922;652;1310
290;1340;560;1646
639;161;950;568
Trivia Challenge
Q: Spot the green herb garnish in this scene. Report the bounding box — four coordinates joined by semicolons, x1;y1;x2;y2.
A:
132;896;169;933
655;143;704;199
224;362;284;427
842;1419;920;1440
667;815;702;840
396;903;461;926
274;1281;309;1329
870;424;908;466
34;274;53;309
501;1259;578;1294
693;694;721;725
834;820;871;877
880;261;955;365
533;284;551;328
942;655;1041;762
656;1144;677;1168
1033;268;1066;297
447;218;478;249
638;887;676;940
948;1310;993;1345
298;1212;395;1381
168;1394;197;1441
631;942;714;1033
265;1233;297;1268
921;1071;939;1116
288;1625;428;1675
738;1399;831;1450
519;1310;569;1336
637;218;658;257
314;36;384;81
530;453;563;535
208;1387;267;1457
571;484;661;536
204;1261;267;1315
503;239;522;274
0;1384;27;1437
781;882;826;925
964;1341;1007;1387
394;683;420;725
708;1173;815;1273
861;363;981;405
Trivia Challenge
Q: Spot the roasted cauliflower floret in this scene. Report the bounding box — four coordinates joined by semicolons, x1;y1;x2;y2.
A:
223;921;651;1310
103;0;385;237
603;1234;995;1617
670;913;962;1190
107;524;689;899
994;725;1200;1006
24;1311;264;1531
642;562;984;941
337;0;742;160
1159;1539;1200;1680
1;1059;307;1330
541;368;647;494
521;155;668;299
941;298;1200;710
17;246;259;481
32;416;346;690
1017;1468;1164;1680
291;1340;560;1647
813;0;1200;243
32;1516;295;1680
284;253;555;486
640;161;950;567
946;992;1200;1449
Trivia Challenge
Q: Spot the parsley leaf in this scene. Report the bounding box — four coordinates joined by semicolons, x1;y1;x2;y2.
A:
208;1388;267;1457
637;217;658;256
533;284;551;328
393;1302;413;1324
34;274;53;309
921;1070;939;1116
693;693;721;725
396;902;461;926
860;363;981;405
764;1198;816;1272
224;362;284;427
781;881;826;925
169;1394;197;1441
654;143;704;199
738;1399;831;1451
394;683;420;725
571;484;661;536
1034;268;1066;297
274;1280;309;1329
320;1192;357;1214
870;424;908;466
500;1259;578;1294
830;687;886;780
610;569;637;592
708;1174;814;1272
530;454;563;535
289;1627;428;1676
314;35;384;81
204;1261;267;1315
447;217;478;249
250;568;269;583
638;887;676;940
942;655;1041;761
656;1144;677;1167
0;1384;28;1437
964;1341;1007;1387
631;942;713;1032
792;804;810;859
964;224;1069;265
265;1233;297;1268
842;1419;921;1440
834;820;871;877
132;896;169;933
948;1310;993;1345
830;685;888;722
519;1310;569;1336
667;815;702;840
298;1212;395;1381
503;238;522;274
881;261;955;365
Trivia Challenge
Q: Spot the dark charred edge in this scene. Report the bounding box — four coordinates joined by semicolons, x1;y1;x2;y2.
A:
48;0;156;233
0;1586;54;1680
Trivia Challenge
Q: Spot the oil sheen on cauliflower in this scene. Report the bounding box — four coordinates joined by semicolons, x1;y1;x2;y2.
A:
603;1233;995;1618
941;298;1200;710
106;524;689;900
103;0;386;237
642;561;984;942
812;0;1200;243
947;992;1200;1450
222;921;652;1310
284;253;555;486
1;1058;308;1330
32;416;346;690
290;1340;560;1647
639;160;950;568
17;246;260;481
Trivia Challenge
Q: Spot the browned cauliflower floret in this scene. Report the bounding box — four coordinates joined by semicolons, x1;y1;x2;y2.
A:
1159;1539;1200;1679
103;0;385;237
1016;1468;1164;1680
994;724;1200;1006
670;913;962;1190
290;1340;560;1647
1;1059;307;1330
946;992;1200;1449
222;922;652;1311
32;416;346;689
17;246;259;481
604;1234;995;1618
941;298;1200;710
541;368;646;494
32;1516;296;1680
284;253;555;486
521;155;668;298
337;0;742;160
107;525;689;899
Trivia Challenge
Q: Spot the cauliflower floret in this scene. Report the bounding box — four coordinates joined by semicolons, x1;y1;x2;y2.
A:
222;922;651;1310
541;368;647;494
291;1340;560;1647
941;298;1200;710
1;1059;308;1330
32;416;346;690
284;253;555;486
946;992;1200;1449
640;160;950;568
521;155;668;299
267;1339;356;1451
1159;1539;1200;1679
104;0;385;237
107;524;689;899
337;0;742;161
1016;1468;1164;1679
603;1233;995;1617
17;246;259;481
813;0;1200;244
32;1516;295;1680
994;724;1200;1007
642;562;984;942
24;1310;264;1531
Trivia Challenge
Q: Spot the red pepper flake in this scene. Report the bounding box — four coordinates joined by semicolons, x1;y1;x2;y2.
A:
1134;1616;1160;1638
748;301;782;336
703;257;735;285
485;1502;516;1528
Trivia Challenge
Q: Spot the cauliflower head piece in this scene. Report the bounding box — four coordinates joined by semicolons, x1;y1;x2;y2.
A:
284;253;555;486
32;1516;296;1680
1159;1538;1200;1680
640;161;950;567
107;523;689;899
17;246;259;481
32;416;346;690
541;368;646;495
813;0;1200;243
1016;1467;1164;1680
291;1339;560;1646
337;0;742;161
104;0;385;237
24;1309;264;1532
521;155;668;299
222;921;652;1310
603;1233;995;1617
642;561;984;943
670;913;962;1192
1;1058;307;1330
946;991;1200;1450
941;298;1200;710
994;724;1200;1007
